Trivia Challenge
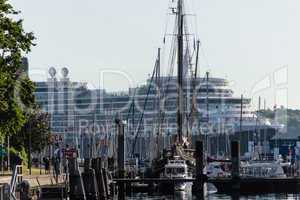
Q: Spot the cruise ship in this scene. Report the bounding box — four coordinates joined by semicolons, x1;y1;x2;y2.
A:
34;68;279;160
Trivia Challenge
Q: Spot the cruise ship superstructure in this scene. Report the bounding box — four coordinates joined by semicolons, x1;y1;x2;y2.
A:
34;69;278;160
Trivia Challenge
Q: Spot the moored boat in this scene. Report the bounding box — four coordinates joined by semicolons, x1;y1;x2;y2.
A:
162;156;191;191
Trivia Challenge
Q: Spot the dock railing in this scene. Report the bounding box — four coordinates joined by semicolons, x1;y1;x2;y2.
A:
10;165;22;200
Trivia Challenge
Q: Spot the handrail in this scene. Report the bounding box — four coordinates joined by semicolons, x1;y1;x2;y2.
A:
10;165;22;200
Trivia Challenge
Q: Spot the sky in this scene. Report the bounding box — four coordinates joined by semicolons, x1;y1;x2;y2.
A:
10;0;300;109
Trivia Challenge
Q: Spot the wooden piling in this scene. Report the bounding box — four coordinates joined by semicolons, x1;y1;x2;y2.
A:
102;168;110;197
231;141;240;178
68;158;86;200
92;158;106;200
231;140;240;191
84;159;90;171
116;119;125;200
82;158;100;200
192;140;205;199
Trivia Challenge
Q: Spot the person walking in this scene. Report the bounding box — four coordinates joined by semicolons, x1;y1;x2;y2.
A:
15;153;22;167
53;144;61;183
43;157;50;174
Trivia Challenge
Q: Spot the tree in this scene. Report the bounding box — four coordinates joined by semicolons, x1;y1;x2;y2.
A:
0;0;35;138
12;108;51;153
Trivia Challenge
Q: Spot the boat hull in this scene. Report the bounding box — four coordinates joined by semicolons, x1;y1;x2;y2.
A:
158;181;190;193
209;177;300;194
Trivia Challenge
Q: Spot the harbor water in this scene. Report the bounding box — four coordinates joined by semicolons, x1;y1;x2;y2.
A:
127;193;300;199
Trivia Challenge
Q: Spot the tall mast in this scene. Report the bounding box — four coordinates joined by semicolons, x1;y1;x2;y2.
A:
239;94;243;141
206;71;209;122
206;71;210;154
156;48;161;157
190;40;200;134
177;0;184;143
157;48;161;128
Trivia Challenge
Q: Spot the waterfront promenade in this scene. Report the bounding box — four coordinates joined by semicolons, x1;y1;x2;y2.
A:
0;168;65;188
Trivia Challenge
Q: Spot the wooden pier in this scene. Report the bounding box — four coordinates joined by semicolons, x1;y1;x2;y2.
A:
113;140;300;196
12;139;300;199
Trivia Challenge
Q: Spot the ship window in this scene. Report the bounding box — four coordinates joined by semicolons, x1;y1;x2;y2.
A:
166;168;172;174
177;168;185;174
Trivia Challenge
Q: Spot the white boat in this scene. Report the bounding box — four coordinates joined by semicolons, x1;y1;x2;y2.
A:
205;162;230;178
241;161;286;178
162;156;190;191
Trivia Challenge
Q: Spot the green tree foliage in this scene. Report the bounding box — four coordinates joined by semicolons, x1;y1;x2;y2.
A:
0;0;50;152
0;0;35;137
260;108;300;133
11;109;51;153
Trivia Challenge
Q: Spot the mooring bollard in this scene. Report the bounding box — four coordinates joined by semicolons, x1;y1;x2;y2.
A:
192;140;205;199
231;140;240;191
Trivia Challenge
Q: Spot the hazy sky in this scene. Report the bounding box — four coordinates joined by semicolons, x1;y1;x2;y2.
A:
10;0;299;109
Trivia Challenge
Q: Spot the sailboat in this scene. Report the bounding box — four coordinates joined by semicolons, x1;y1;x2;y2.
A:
121;0;218;194
148;0;203;192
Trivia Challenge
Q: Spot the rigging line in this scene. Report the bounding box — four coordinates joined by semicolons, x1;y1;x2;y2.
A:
159;29;177;126
163;17;177;78
159;17;177;121
166;20;177;78
125;102;134;156
167;0;179;73
131;59;158;157
159;2;189;132
183;11;194;75
189;0;199;42
124;88;138;156
182;5;197;134
189;40;200;125
190;0;199;42
162;8;178;96
163;0;172;43
125;88;137;123
186;0;209;70
200;43;210;69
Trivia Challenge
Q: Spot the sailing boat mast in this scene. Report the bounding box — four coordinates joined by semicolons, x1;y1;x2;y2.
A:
157;48;161;134
156;48;162;158
239;94;244;141
177;0;184;143
190;40;200;134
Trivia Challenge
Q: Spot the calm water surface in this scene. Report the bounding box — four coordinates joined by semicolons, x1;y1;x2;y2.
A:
127;193;300;200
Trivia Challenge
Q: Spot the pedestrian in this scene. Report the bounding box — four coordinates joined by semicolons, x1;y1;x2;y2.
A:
53;144;61;183
16;152;22;166
62;144;69;173
11;152;22;172
43;157;50;174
